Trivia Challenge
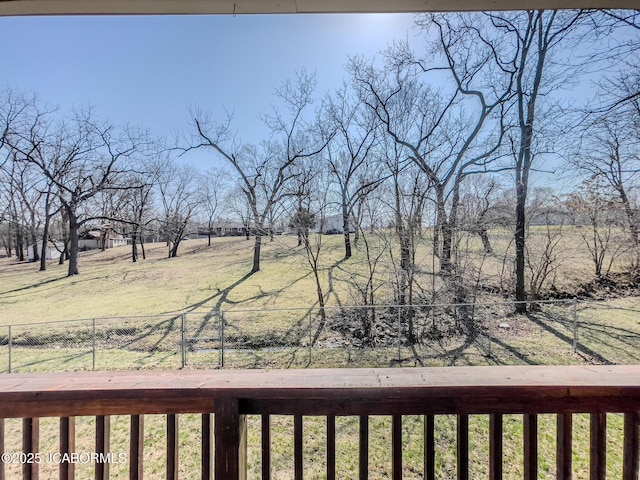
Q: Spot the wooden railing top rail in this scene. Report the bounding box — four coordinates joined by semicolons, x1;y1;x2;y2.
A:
0;365;640;418
0;365;639;418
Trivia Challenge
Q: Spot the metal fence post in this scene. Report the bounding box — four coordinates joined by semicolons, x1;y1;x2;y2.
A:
486;306;492;357
8;325;12;374
572;298;578;354
92;318;96;370
181;313;186;369
308;310;313;365
220;312;225;368
397;306;401;363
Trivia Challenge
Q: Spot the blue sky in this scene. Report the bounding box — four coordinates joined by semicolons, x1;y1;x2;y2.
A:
1;13;418;165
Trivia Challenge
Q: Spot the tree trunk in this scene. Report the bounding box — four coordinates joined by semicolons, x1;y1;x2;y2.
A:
131;232;138;262
251;235;262;273
436;186;453;273
140;235;146;260
67;207;80;276
39;190;52;271
16;227;25;262
30;227;39;263
59;243;67;265
39;223;49;272
342;203;352;259
312;262;326;335
478;228;493;254
619;189;639;246
514;178;527;313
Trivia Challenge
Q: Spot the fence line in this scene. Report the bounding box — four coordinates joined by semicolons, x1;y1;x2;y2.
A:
1;297;638;373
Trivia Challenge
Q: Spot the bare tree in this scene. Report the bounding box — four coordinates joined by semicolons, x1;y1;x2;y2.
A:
378;139;428;310
187;71;331;274
526;217;565;304
324;84;382;259
155;156;200;258
223;186;252;240
198;167;228;247
566;179;624;277
576;113;639;248
13;109;145;275
114;156;161;262
457;175;501;255
295;163;332;341
0;89;40;260
351;30;511;275
478;10;585;311
287;157;317;247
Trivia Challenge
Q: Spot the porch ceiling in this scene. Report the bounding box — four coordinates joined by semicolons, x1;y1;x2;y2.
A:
0;0;636;17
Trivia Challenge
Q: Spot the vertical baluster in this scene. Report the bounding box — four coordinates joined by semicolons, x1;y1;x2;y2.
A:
294;414;303;480
95;416;110;480
590;413;606;480
360;415;369;480
326;416;336;480
623;412;639;480
261;415;270;480
523;414;538;480
60;417;75;480
490;414;503;480
202;413;213;480
130;415;144;480
424;415;435;480
392;415;402;480
556;414;572;480
23;418;39;480
457;415;469;480
167;414;178;480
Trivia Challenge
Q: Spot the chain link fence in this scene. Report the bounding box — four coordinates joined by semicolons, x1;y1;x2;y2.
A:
1;299;639;373
0;314;183;373
182;300;574;369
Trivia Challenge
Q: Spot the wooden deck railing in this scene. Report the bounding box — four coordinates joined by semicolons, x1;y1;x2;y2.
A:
0;365;638;479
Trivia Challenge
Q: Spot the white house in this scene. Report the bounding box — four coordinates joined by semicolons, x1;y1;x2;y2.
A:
27;242;63;262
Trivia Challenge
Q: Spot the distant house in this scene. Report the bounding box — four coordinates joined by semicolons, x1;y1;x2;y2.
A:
104;236;130;248
78;230;100;250
317;214;356;234
27;242;63;262
78;225;130;250
209;220;248;237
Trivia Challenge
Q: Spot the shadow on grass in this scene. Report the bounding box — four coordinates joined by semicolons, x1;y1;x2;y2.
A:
183;269;317;352
4;349;92;373
175;249;352;363
481;335;538;366
573;321;640;363
0;275;68;297
525;311;614;365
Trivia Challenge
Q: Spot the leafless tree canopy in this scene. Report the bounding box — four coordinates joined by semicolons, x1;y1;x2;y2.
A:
0;11;638;320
